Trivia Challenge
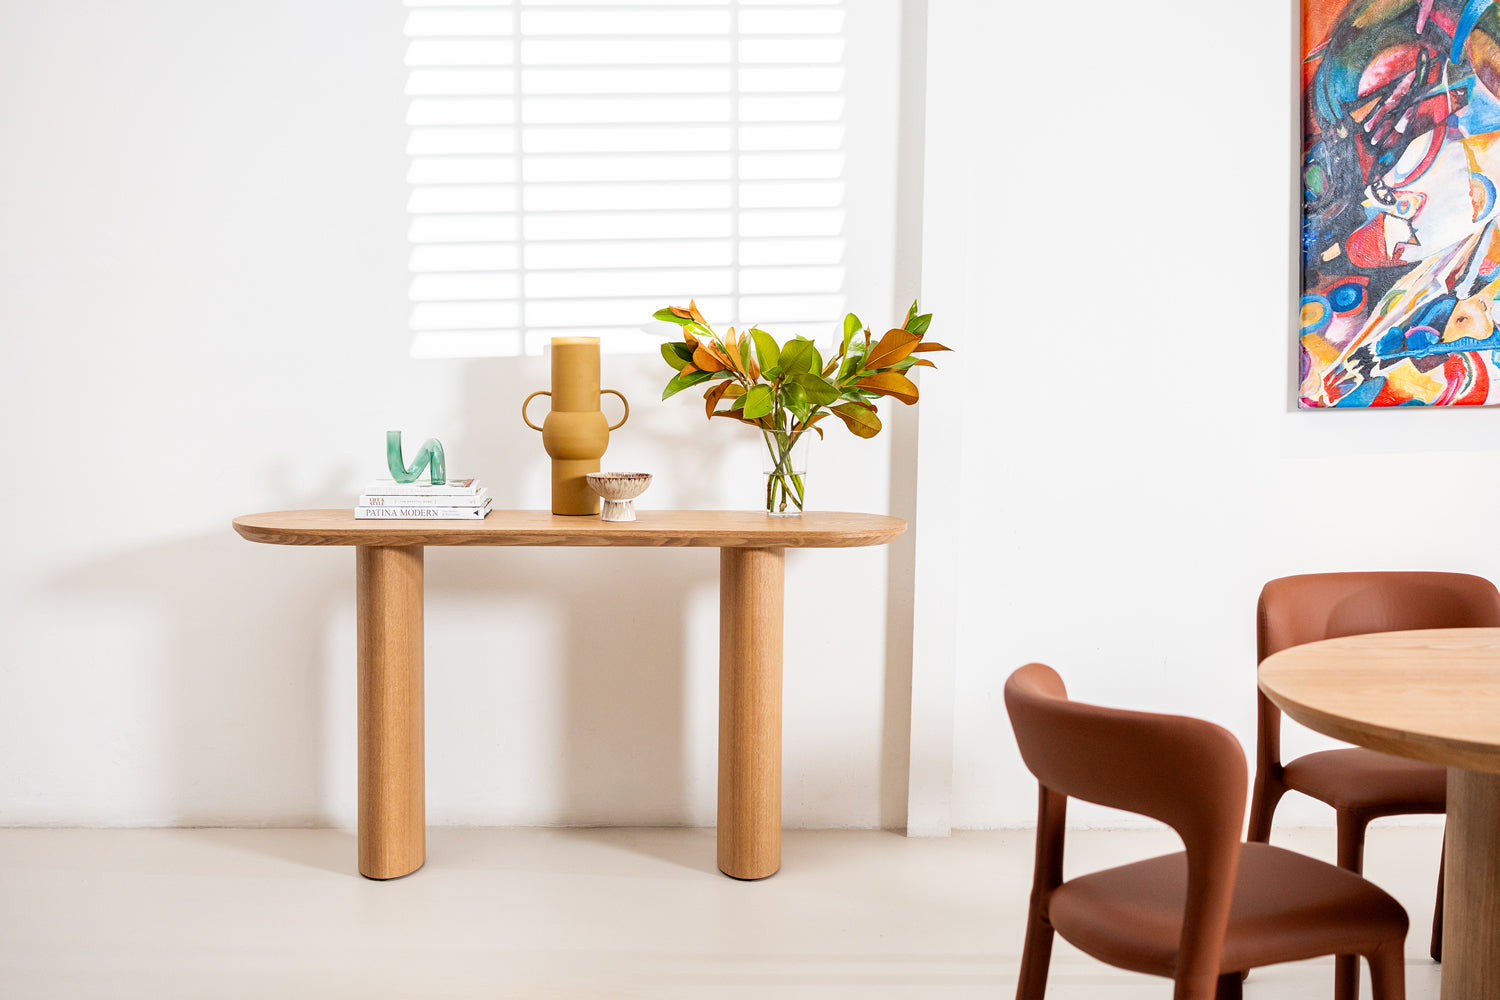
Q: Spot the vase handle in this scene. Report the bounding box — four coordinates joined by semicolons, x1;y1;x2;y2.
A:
602;389;630;431
521;390;550;432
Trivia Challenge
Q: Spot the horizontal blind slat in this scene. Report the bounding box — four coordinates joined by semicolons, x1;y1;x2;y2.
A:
405;0;849;358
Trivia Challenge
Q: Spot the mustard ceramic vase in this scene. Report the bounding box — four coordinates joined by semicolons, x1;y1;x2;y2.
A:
522;337;629;515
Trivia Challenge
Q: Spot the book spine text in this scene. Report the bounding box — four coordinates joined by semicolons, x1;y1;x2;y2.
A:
354;505;491;519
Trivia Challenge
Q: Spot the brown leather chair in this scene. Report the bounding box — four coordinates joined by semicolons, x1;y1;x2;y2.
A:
1006;663;1408;1000
1249;571;1500;998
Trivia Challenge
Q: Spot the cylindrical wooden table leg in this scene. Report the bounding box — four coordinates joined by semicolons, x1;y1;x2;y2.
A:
1443;768;1500;999
717;546;784;880
356;545;425;880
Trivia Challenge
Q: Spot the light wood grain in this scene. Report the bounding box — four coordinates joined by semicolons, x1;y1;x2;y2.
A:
1258;627;1500;774
717;547;783;880
1445;770;1500;999
356;546;425;880
239;507;903;882
233;508;905;549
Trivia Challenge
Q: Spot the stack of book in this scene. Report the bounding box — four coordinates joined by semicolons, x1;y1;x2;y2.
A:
355;478;492;519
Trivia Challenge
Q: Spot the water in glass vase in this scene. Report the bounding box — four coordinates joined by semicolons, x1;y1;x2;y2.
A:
761;430;810;516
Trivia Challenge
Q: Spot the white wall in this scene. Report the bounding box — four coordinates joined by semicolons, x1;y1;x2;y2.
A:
0;1;909;828
922;0;1500;828
7;0;1470;835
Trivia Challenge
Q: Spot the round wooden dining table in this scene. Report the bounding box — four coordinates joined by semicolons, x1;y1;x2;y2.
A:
1259;627;1500;999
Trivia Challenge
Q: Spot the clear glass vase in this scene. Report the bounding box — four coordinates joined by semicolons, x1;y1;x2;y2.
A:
761;430;810;516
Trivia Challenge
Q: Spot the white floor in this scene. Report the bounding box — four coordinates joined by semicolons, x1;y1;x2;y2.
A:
0;825;1443;999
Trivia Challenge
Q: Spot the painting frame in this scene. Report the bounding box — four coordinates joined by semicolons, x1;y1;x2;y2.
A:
1299;0;1500;408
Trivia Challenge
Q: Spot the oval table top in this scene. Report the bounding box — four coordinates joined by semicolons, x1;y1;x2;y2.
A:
1259;627;1500;775
233;508;907;549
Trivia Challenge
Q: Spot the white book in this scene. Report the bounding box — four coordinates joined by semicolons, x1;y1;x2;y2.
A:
355;500;493;520
362;477;485;497
360;487;490;508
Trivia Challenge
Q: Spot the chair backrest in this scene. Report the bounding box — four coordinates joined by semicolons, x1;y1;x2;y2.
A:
1257;571;1500;661
1004;663;1247;992
1255;572;1500;766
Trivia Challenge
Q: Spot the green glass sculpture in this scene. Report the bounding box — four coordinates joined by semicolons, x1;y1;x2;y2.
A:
386;430;446;485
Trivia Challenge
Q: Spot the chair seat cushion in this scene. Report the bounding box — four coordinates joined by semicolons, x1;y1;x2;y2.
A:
1283;746;1446;812
1048;843;1408;978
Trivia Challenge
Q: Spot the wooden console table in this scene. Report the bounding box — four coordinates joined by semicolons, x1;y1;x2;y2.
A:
232;509;905;881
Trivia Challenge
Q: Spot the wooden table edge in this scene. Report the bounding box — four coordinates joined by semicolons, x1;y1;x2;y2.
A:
232;509;908;549
1258;628;1500;775
1258;680;1500;774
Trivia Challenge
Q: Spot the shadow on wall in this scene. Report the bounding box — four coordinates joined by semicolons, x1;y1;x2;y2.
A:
42;354;909;832
37;357;725;829
447;359;723;826
44;528;347;827
880;401;917;831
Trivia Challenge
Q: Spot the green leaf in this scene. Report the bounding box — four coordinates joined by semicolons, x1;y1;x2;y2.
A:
837;344;864;383
741;384;775;420
750;327;780;370
831;402;882;439
660;342;693;371
739;337;754;373
654;307;694;326
841;313;862;356
779;338;822;375
782;380;809;413
662;369;713;400
790;372;840;406
906;313;932;336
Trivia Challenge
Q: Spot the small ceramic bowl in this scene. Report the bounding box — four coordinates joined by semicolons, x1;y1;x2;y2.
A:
586;472;652;522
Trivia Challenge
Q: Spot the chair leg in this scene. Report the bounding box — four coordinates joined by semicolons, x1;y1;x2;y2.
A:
1335;808;1369;872
1214;972;1244;999
1333;810;1372;1000
1366;940;1407;1000
1246;772;1285;843
1430;835;1444;963
1015;906;1054;1000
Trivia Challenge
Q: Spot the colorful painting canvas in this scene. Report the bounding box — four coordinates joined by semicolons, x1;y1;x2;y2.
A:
1301;0;1500;407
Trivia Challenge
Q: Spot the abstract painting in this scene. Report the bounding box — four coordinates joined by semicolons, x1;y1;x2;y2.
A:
1301;0;1500;406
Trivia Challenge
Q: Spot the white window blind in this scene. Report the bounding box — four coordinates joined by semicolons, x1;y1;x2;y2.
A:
403;0;850;357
